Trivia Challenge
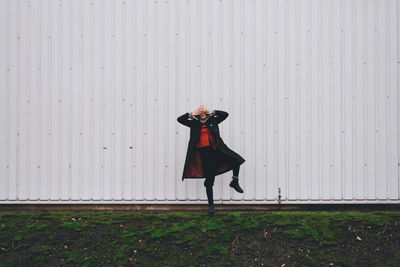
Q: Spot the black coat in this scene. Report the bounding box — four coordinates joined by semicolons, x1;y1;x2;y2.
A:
177;110;245;181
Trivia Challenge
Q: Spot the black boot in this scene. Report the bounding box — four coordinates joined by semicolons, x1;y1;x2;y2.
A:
205;186;215;215
229;177;243;193
208;204;215;215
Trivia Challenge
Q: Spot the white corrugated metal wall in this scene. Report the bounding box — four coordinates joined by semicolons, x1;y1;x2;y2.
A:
0;0;399;204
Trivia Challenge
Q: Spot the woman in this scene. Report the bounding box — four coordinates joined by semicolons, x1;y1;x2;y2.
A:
177;105;245;214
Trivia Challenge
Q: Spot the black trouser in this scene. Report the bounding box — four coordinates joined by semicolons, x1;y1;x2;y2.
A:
198;145;240;205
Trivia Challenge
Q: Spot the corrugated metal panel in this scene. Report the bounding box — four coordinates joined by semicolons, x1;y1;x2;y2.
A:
0;0;398;204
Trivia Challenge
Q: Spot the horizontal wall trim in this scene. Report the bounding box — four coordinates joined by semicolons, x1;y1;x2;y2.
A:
0;204;399;212
0;200;399;205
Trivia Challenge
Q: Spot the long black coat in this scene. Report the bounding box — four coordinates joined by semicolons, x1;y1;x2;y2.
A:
177;110;245;181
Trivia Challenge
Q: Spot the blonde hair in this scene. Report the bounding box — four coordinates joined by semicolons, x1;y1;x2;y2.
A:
194;104;212;116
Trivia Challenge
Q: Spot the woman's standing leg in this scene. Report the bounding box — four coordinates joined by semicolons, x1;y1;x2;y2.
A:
199;146;217;209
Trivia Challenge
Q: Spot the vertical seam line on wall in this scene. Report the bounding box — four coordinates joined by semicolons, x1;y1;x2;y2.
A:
253;0;257;201
329;0;333;200
397;0;400;199
242;0;244;200
295;0;299;200
284;0;287;200
351;0;355;200
16;0;21;200
374;0;377;200
153;0;157;201
362;0;366;200
122;0;127;200
318;0;322;201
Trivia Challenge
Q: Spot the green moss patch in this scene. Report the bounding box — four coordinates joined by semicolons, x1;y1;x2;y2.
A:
0;210;399;266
